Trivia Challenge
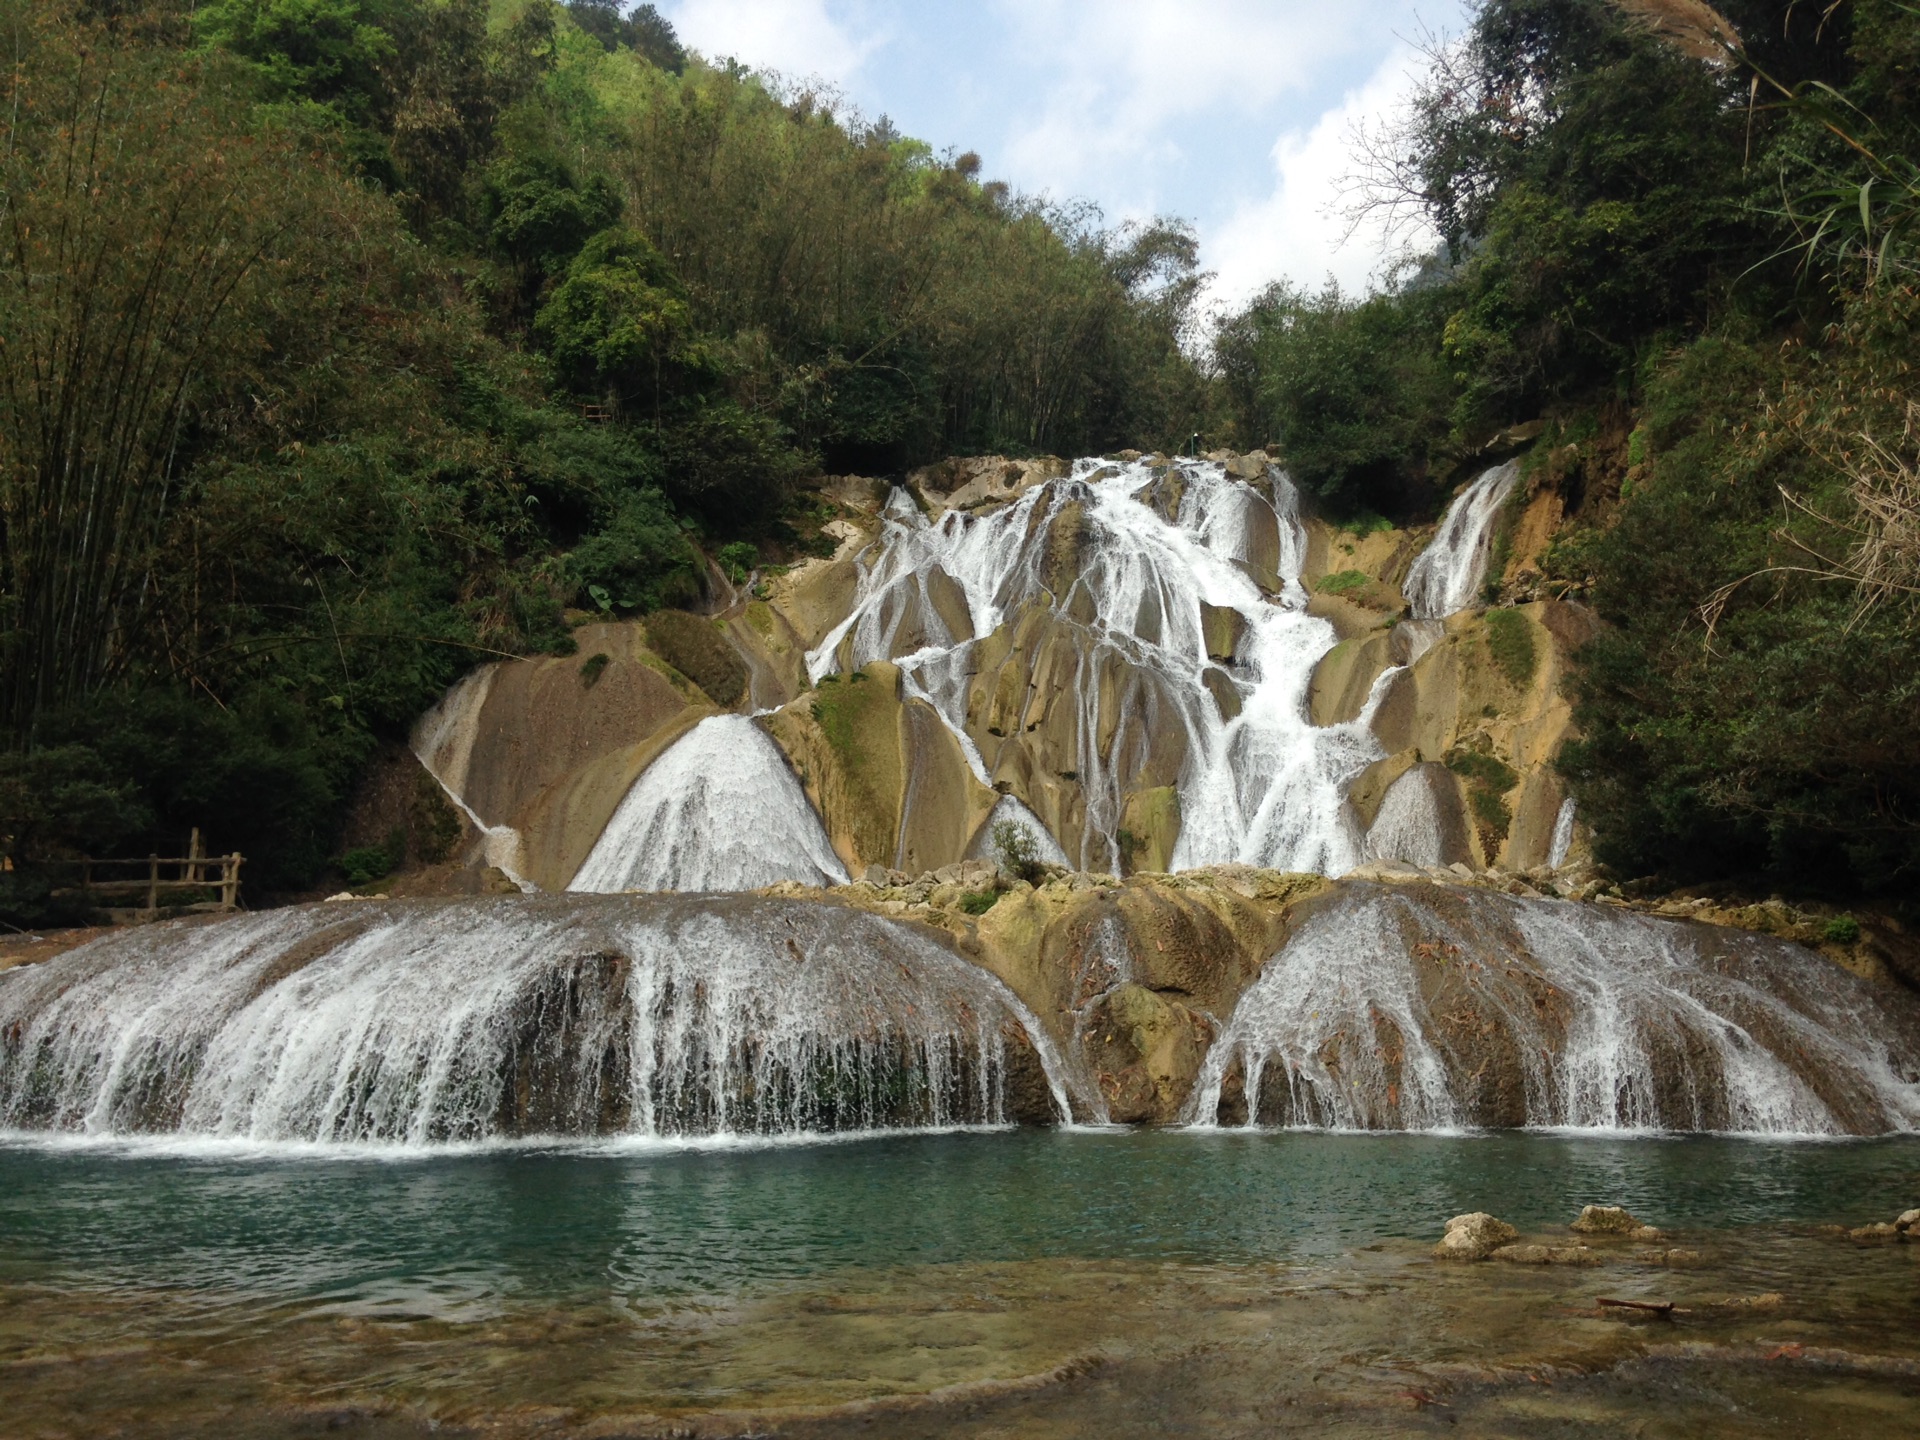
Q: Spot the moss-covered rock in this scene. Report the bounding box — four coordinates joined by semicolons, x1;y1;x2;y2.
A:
643;610;747;709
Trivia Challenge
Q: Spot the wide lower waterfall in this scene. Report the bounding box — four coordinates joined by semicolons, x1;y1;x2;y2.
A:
1402;461;1522;620
1185;883;1920;1135
570;715;849;893
0;897;1068;1144
810;458;1378;874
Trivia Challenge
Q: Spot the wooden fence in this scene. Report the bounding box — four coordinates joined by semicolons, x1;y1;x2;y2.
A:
52;829;244;918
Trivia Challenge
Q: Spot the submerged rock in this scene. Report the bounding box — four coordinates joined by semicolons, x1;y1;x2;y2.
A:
1491;1243;1599;1266
1434;1213;1519;1260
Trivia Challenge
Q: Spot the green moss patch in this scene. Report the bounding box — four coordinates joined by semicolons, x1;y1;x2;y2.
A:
645;610;747;707
1316;569;1371;596
1484;608;1537;688
958;889;1001;915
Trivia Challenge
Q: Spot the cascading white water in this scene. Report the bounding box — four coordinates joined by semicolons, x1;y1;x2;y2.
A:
808;459;1378;875
570;715;848;894
0;896;1069;1143
1548;797;1579;868
1365;766;1452;868
1402;460;1523;620
1184;884;1920;1135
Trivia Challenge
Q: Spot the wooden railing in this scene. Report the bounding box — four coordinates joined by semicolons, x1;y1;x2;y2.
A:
51;830;244;917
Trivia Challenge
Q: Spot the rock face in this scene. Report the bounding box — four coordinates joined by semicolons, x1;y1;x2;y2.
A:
1434;1213;1519;1260
401;448;1610;895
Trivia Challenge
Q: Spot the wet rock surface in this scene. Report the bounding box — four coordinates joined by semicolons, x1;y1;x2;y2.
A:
14;1218;1916;1438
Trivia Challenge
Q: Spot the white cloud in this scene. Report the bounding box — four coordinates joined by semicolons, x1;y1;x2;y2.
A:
664;0;884;86
1202;43;1440;307
990;0;1392;206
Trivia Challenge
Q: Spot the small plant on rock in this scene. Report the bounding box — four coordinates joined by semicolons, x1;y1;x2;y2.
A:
992;818;1043;883
1825;914;1862;945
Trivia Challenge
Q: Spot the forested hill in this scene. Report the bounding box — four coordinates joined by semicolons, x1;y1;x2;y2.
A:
1217;0;1920;908
0;0;1205;907
2;0;1917;922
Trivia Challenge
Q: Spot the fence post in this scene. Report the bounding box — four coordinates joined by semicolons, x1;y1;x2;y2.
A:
188;827;202;884
146;854;159;915
222;855;242;911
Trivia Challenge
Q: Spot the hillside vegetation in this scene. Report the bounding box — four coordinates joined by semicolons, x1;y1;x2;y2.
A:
2;0;1916;919
1218;0;1920;903
0;0;1204;914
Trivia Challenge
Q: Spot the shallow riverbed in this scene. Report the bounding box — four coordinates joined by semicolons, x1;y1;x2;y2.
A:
4;1128;1918;1436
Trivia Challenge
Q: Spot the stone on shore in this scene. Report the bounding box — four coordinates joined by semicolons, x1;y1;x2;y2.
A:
1434;1213;1519;1261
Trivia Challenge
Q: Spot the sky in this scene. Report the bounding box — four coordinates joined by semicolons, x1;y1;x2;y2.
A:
654;1;1471;312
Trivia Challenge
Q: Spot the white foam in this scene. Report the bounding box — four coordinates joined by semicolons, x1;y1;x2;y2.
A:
570;715;849;893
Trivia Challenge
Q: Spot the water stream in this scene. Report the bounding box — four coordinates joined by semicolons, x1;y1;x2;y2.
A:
1186;883;1920;1135
0;896;1069;1143
569;715;849;893
1403;459;1523;620
810;458;1377;874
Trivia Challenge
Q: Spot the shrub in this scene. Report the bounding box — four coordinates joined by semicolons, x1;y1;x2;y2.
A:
568;488;699;614
1824;915;1862;944
339;837;397;887
579;653;610;688
992;818;1044;882
717;541;758;584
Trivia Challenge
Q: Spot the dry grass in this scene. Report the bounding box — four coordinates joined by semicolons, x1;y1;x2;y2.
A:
1608;0;1744;62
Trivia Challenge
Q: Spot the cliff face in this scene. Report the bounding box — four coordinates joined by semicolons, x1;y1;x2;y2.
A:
404;450;1597;893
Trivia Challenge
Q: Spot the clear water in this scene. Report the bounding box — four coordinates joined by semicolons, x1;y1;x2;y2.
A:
4;1129;1914;1314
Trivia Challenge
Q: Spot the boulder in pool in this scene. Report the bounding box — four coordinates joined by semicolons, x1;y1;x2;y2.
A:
1571;1204;1648;1236
1434;1212;1518;1261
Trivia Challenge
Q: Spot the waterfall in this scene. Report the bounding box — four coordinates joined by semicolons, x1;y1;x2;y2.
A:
1548;797;1578;868
570;715;849;894
1402;460;1523;620
1365;766;1452;868
0;896;1069;1144
808;459;1377;875
1184;884;1920;1135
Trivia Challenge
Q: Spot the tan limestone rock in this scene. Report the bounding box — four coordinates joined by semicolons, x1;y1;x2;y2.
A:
1434;1213;1519;1261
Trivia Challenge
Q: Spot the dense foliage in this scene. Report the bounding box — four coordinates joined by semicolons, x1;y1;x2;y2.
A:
1215;0;1920;899
0;0;1205;917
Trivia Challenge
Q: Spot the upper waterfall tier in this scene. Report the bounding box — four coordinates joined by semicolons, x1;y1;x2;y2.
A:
807;458;1380;875
0;896;1069;1145
1403;461;1522;620
1185;883;1920;1135
570;715;848;893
